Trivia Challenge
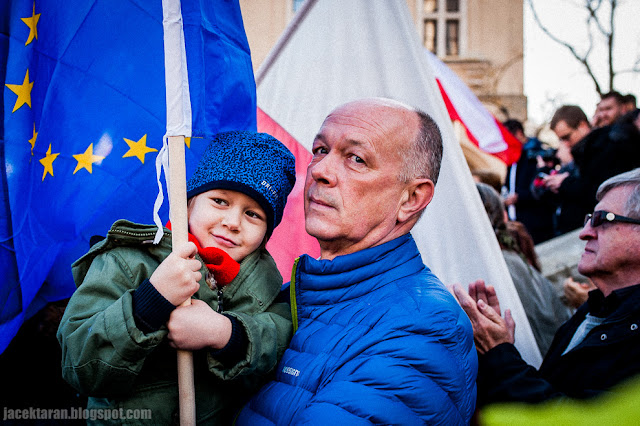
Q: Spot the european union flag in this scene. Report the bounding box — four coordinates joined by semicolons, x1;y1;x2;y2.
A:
0;0;256;353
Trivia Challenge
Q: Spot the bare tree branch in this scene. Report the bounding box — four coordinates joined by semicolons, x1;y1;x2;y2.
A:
607;0;616;91
585;0;609;37
527;0;604;95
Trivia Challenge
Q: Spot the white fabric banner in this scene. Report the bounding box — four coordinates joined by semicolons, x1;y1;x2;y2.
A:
425;50;507;154
257;0;541;366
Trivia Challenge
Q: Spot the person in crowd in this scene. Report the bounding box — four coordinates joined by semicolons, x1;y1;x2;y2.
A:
501;119;556;244
452;168;640;406
591;91;626;128
506;220;542;272
237;98;477;425
476;182;571;356
621;94;636;115
542;104;640;229
531;129;585;236
58;131;296;424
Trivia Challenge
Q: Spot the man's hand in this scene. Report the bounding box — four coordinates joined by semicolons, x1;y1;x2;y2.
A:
563;277;595;309
167;299;232;351
503;193;518;206
450;280;515;354
542;172;569;193
150;241;202;306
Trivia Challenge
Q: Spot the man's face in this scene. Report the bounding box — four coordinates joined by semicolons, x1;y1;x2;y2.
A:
553;120;586;147
596;97;623;127
304;100;419;259
578;185;640;294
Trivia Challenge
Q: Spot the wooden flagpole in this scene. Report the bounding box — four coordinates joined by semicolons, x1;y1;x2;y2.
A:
161;0;196;423
168;135;196;425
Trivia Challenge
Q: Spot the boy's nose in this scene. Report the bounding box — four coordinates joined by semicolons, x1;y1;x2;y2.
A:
222;208;242;230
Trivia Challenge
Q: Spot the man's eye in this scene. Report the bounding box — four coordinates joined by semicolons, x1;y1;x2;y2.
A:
350;154;365;164
313;146;328;155
212;198;227;205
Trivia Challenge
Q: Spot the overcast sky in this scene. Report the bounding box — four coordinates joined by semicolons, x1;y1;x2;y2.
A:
523;0;640;125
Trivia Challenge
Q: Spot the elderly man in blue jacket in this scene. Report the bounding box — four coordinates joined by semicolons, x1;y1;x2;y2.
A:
237;98;477;425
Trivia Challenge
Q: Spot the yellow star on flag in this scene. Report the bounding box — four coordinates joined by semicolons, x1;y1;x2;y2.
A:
39;143;59;181
5;69;34;113
73;144;105;174
123;134;157;164
28;123;37;155
21;2;41;46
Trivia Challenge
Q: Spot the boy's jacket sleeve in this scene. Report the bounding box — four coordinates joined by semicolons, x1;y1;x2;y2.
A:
206;301;292;380
57;249;166;397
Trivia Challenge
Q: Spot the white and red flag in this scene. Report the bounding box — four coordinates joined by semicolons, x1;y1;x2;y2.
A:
425;50;522;166
262;0;541;366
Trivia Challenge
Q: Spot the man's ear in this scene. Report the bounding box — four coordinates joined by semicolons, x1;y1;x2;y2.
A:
397;178;435;224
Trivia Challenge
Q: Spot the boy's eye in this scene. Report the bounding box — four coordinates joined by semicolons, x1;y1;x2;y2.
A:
246;210;263;220
212;198;228;206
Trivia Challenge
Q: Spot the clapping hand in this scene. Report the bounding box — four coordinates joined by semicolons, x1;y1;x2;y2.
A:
450;280;515;354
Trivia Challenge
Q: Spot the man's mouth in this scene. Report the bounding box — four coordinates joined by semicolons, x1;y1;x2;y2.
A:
308;193;335;209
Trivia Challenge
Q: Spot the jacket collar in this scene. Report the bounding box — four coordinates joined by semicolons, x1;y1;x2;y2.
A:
586;282;640;318
295;233;425;303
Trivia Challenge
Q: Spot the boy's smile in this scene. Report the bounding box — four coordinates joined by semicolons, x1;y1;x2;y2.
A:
187;189;267;262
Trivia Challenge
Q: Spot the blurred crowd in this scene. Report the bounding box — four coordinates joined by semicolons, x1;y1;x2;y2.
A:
499;91;639;245
472;91;640;314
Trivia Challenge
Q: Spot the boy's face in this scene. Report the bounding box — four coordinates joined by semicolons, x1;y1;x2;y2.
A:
187;189;267;262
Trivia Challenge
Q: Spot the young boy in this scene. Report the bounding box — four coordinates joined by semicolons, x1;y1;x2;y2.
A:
57;131;296;424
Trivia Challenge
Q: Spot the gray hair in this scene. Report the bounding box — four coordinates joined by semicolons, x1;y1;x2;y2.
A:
398;109;443;185
596;168;640;218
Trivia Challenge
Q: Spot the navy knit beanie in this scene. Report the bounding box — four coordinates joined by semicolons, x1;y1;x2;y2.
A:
186;131;296;238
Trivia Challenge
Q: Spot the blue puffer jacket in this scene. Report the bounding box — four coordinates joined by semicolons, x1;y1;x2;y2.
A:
237;234;477;425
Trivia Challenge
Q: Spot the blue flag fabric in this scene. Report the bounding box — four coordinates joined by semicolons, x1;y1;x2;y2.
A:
0;0;256;353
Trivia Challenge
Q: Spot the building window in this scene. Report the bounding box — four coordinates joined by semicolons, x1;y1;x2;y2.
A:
424;20;437;53
446;20;459;56
421;0;465;57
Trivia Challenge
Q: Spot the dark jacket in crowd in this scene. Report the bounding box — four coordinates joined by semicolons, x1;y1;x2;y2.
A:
506;138;556;244
532;162;589;235
476;283;640;406
561;123;640;211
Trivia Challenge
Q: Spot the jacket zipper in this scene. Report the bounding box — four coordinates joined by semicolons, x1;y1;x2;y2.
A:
205;270;225;313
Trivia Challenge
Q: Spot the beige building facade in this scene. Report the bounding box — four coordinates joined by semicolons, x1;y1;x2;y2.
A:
240;0;527;121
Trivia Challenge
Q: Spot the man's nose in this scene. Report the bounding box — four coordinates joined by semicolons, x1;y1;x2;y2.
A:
309;154;337;186
579;220;596;241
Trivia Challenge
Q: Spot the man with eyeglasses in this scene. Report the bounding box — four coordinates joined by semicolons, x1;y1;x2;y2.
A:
451;167;640;407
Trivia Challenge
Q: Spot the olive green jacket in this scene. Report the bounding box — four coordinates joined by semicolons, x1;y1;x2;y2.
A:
57;220;292;425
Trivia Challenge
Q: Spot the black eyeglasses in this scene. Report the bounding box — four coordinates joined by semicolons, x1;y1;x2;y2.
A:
584;210;640;228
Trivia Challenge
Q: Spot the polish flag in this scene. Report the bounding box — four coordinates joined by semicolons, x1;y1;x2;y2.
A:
261;0;541;366
262;109;320;281
426;50;521;166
